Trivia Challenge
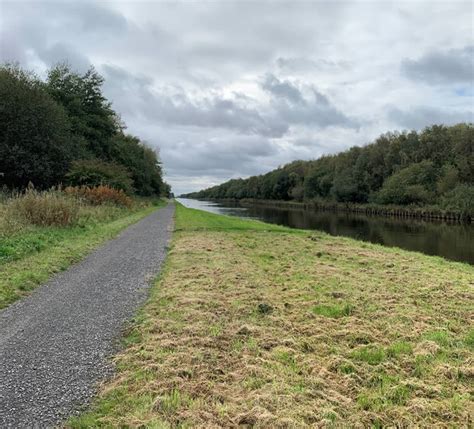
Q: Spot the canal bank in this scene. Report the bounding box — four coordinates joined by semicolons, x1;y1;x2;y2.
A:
70;203;473;428
178;198;474;265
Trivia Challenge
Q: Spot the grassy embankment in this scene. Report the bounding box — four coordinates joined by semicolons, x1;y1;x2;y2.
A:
70;204;473;427
0;190;166;309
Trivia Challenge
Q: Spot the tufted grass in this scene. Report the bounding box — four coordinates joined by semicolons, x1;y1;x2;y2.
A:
69;203;474;428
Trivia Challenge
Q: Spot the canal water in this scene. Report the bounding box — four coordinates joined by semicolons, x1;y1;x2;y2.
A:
177;198;474;265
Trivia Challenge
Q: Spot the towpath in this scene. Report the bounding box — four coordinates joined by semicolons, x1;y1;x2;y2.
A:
0;202;175;427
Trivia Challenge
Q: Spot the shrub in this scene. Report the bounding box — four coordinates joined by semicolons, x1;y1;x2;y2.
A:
375;161;437;205
440;184;474;218
7;188;79;226
64;185;133;208
66;159;134;194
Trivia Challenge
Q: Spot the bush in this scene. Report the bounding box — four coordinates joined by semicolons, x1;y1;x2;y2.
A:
66;159;134;194
64;185;133;208
375;161;437;205
7;188;79;226
440;184;474;218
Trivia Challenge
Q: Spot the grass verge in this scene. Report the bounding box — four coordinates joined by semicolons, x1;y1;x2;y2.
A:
69;204;473;427
0;201;166;309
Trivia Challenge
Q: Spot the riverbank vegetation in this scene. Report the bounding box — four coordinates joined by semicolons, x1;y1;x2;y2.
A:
183;124;473;220
0;63;170;197
70;204;473;427
0;188;165;308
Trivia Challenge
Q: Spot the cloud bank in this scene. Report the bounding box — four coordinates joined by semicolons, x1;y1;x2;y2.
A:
1;0;472;194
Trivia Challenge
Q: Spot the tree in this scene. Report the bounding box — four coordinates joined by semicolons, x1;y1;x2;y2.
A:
46;64;119;159
0;65;73;188
375;161;437;205
66;159;134;194
111;134;164;196
182;123;472;212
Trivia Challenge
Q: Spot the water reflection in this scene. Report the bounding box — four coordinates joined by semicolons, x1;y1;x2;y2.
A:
177;198;474;265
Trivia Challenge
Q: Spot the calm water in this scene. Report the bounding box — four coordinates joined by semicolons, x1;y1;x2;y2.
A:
177;198;474;265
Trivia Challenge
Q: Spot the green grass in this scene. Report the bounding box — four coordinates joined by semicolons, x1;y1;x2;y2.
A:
0;201;165;308
68;203;474;428
174;203;296;233
351;345;386;365
312;302;354;318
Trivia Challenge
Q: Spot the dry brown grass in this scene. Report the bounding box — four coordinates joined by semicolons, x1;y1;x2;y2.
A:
64;185;133;208
69;207;474;428
6;188;80;226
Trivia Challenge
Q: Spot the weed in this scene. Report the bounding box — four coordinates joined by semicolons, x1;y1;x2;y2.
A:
337;361;356;374
7;188;79;226
351;346;386;365
64;185;133;208
387;341;413;358
464;329;474;349
424;330;451;347
313;303;354;318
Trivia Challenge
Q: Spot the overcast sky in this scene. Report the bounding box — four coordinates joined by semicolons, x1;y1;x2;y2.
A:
1;0;473;195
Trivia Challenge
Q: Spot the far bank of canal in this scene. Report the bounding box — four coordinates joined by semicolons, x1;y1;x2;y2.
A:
177;198;474;265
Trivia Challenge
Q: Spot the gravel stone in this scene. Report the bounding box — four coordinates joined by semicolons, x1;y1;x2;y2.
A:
0;203;175;428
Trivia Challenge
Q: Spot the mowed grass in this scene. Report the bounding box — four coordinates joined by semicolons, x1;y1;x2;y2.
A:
0;201;165;308
69;204;474;428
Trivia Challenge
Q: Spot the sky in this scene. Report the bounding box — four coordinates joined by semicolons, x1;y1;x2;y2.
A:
1;0;473;195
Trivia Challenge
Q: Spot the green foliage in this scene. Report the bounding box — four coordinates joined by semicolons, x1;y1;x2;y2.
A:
46;64;119;159
312;303;354;318
110;134;164;196
67;159;134;194
351;346;386;365
0;63;169;196
440;184;474;216
183;124;473;217
0;64;73;188
375;161;437;205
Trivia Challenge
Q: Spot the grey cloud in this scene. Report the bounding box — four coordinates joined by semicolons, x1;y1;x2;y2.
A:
37;43;91;73
262;74;358;129
276;57;350;73
70;2;128;33
100;66;288;137
388;106;473;130
148;91;286;138
162;133;279;186
2;0;471;194
262;74;304;103
401;46;474;84
0;32;26;64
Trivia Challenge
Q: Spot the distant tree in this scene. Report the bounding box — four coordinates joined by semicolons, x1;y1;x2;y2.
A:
181;123;473;212
440;184;474;217
375;160;437;205
437;164;459;195
0;65;73;188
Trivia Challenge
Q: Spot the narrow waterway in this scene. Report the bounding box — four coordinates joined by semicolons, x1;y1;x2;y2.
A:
177;198;474;265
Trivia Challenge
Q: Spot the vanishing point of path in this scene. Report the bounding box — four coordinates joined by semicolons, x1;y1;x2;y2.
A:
0;203;175;428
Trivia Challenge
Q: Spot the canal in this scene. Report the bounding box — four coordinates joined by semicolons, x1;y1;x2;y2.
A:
177;198;474;265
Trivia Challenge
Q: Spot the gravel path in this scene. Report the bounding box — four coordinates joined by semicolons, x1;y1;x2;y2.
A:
0;203;175;428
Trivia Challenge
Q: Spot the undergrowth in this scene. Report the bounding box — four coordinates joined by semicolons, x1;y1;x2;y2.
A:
0;189;166;308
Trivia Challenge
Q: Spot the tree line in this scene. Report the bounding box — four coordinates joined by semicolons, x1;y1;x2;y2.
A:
183;124;473;215
0;64;170;197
